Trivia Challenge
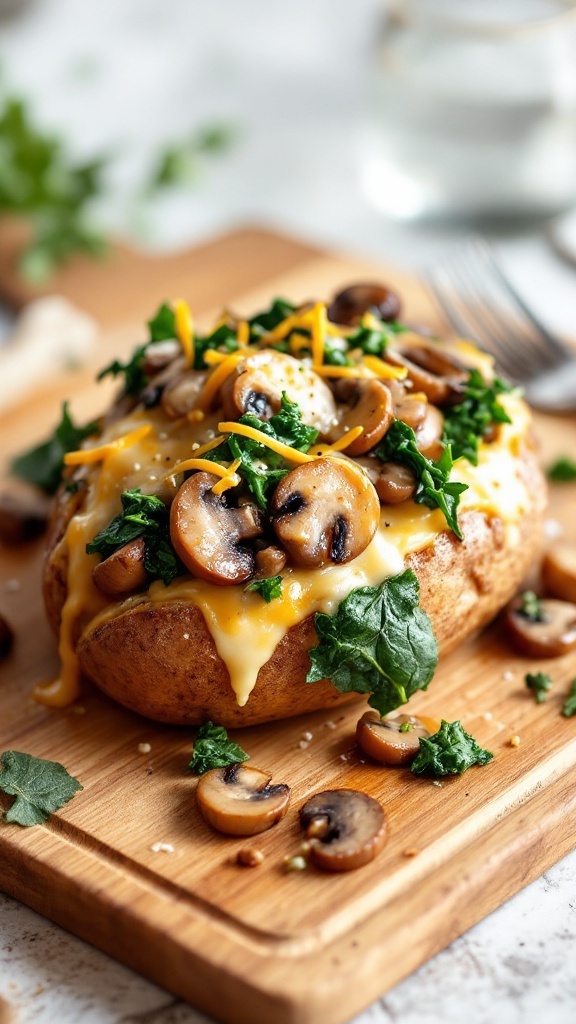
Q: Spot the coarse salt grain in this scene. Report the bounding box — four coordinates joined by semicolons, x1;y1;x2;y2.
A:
432;780;443;788
298;740;309;750
301;731;313;742
183;633;190;640
151;842;174;854
138;743;152;754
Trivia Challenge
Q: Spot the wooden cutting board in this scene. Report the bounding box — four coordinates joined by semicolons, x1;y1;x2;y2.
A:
1;228;576;1024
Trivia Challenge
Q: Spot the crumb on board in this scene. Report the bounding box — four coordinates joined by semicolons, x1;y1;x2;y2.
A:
138;742;152;754
502;670;515;682
284;855;308;872
431;780;443;788
298;740;310;750
236;847;265;868
509;735;521;748
150;842;174;854
301;731;313;742
483;711;493;721
402;847;419;858
324;720;337;730
543;518;563;539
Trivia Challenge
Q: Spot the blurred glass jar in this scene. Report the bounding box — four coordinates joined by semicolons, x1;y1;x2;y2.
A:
363;0;576;223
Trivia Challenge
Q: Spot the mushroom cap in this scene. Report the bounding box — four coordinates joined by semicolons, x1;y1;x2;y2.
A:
542;542;576;605
196;763;291;836
414;404;445;461
327;283;401;326
299;789;387;871
170;472;263;585
375;462;416;505
386;340;468;407
271;457;380;567
505;596;576;658
329;379;394;456
92;536;149;597
161;368;207;419
356;711;438;766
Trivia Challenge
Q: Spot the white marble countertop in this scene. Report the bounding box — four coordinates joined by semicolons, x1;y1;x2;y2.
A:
0;2;575;1023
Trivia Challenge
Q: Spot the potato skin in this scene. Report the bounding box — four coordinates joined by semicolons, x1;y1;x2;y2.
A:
44;441;546;727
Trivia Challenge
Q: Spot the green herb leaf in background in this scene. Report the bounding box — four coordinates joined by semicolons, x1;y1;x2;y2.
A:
547;457;576;482
148;124;234;192
245;575;283;602
0;750;83;826
11;401;99;495
519;590;544;623
376;420;467;539
411;720;494;777
306;568;438;716
188;721;249;775
442;370;512;465
525;671;553;704
562;679;576;717
86;489;183;586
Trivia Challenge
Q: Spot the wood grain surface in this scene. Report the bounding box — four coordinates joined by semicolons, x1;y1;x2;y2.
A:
0;228;575;1024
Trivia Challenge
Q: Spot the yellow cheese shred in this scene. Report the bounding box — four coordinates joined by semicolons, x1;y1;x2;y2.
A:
64;424;153;466
310;301;326;366
236;320;250;346
362;355;408;380
196;350;248;411
167;457;233;479
174;299;195;368
211;458;242;495
217;421;315;464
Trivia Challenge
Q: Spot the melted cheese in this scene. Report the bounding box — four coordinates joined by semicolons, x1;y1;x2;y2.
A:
64;424;153;465
46;386;535;711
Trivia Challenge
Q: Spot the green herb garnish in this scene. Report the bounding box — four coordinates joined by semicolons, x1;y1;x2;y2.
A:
86;489;183;586
306;569;438;716
248;297;296;335
562;679;576;718
0;750;83;826
347;319;406;358
442;369;512;465
245;576;283;602
376;420;467;539
525;671;553;704
399;721;414;733
147;124;234;192
189;721;249;775
547;457;576;482
411;721;493;777
518;590;544;623
11;402;98;495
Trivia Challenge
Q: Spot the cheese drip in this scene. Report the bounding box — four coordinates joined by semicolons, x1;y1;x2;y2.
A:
46;394;534;709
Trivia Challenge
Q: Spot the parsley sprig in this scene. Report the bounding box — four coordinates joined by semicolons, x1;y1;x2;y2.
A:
11;402;99;495
442;369;512;465
548;457;576;482
86;489;183;586
411;721;493;777
245;576;283;602
376;420;467;539
563;679;576;718
0;750;83;826
525;671;553;704
189;721;249;775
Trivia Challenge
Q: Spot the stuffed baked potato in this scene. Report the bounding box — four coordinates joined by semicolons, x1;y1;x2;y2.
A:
39;284;546;726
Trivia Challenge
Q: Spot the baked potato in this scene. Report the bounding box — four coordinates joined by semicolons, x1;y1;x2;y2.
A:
40;285;546;726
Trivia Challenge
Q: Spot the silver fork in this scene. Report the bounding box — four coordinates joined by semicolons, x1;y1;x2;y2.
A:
426;238;576;411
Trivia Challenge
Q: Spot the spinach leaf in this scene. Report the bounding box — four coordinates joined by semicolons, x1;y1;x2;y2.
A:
376;420;467;539
0;750;83;826
189;721;249;775
245;575;283;602
548;457;576;482
442;369;512;465
11;402;99;495
248;297;296;335
525;671;553;704
147;301;176;342
86;489;183;586
411;721;493;777
563;679;576;718
306;569;438;716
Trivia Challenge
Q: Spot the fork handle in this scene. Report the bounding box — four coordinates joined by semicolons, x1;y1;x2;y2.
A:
524;360;576;412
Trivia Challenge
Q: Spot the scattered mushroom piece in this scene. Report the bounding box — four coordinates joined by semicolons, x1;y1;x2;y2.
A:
299;789;387;871
505;595;576;658
375;462;416;505
386;341;468;407
327;283;401;326
197;763;290;836
255;544;287;577
92;536;149;597
0;490;49;544
328;379;394;456
161;368;207;419
0;614;13;660
170;472;263;584
542;542;576;605
393;391;428;433
356;711;439;766
414;403;445;461
271;458;380;567
142;339;182;375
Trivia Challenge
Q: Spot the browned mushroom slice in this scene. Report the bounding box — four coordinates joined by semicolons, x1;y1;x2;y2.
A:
271;458;380;567
196;764;291;836
505;596;576;658
92;537;149;597
0;490;50;544
327;283;401;326
141;339;182;375
299;789;387;871
375;462;416;504
161;369;208;419
170;472;263;584
386;341;468;407
255;543;287;576
329;380;394;456
414;404;445;461
393;391;428;432
542;542;576;605
0;614;13;660
221;350;337;433
356;711;439;765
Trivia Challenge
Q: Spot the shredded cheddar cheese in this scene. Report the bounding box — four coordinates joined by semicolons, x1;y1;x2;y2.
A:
362;356;407;380
211;458;242;495
310;301;326;366
174;299;195;368
236;320;250;346
64;424;153;466
197;350;248;411
217;421;315;464
167;457;233;479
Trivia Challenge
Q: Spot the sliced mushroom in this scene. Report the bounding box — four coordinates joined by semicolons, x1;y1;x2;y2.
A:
505;595;576;658
327;283;401;326
542;542;576;605
386;341;468;407
196;763;291;836
255;543;287;576
161;368;207;419
142;339;182;375
0;490;49;544
329;380;394;455
220;350;337;433
299;789;387;871
271;458;380;567
92;536;149;597
414;404;445;461
375;462;416;504
0;613;13;660
356;711;439;765
393;391;428;433
170;472;263;584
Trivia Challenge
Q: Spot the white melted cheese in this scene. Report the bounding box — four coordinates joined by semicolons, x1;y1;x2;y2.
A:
44;393;535;709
